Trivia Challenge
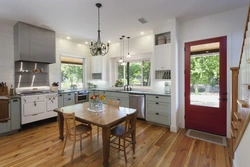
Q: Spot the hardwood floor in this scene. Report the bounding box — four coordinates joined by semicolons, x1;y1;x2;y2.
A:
0;119;230;167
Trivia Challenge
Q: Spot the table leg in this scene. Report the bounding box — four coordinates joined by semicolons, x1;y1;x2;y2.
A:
57;112;64;140
102;126;111;167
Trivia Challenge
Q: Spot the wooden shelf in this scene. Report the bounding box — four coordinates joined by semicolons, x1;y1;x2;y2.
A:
237;99;247;108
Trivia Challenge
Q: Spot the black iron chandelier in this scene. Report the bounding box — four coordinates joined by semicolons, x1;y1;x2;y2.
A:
90;3;109;56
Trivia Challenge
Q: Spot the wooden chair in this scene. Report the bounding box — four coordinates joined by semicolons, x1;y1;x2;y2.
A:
108;100;120;107
110;111;137;163
62;112;92;164
97;100;120;138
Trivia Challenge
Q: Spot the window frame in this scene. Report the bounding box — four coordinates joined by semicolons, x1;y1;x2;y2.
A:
60;54;86;90
117;58;152;88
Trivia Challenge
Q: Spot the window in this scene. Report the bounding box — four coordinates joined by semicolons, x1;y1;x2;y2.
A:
61;56;83;90
118;59;151;87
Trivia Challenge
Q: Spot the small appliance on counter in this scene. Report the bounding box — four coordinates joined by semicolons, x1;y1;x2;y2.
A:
165;82;171;94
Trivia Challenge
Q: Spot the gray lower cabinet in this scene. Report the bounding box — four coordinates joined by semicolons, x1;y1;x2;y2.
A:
63;93;75;106
146;95;171;126
109;92;129;107
10;99;21;130
58;93;75;107
58;93;64;107
0;98;21;135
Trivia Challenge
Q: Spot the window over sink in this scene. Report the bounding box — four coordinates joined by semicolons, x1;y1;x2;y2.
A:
118;59;151;87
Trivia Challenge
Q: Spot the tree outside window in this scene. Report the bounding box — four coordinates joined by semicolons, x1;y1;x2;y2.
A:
117;59;151;87
61;63;83;89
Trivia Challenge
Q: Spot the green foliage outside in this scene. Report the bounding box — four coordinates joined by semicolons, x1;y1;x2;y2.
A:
190;55;219;93
117;60;151;87
61;63;83;89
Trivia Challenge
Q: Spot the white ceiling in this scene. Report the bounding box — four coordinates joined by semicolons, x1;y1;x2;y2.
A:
0;0;248;44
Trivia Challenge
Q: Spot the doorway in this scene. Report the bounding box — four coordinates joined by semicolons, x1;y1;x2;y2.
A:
185;36;227;136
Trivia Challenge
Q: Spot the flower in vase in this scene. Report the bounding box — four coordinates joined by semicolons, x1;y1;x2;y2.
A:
99;94;106;101
90;95;98;102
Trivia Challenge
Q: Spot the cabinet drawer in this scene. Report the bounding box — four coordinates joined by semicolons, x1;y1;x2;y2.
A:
110;92;129;98
146;95;170;103
63;93;74;98
146;101;171;115
99;91;110;96
146;112;170;126
109;97;129;107
63;98;74;106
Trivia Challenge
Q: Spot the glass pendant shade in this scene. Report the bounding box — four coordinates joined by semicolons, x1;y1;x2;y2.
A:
126;37;131;58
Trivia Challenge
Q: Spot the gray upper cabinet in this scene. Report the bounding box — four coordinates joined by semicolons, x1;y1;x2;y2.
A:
14;22;56;64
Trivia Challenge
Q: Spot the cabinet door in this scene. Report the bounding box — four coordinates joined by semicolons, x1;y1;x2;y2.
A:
23;101;45;116
63;98;75;106
154;44;171;70
10;99;21;130
0;121;11;134
58;94;64;107
91;56;102;73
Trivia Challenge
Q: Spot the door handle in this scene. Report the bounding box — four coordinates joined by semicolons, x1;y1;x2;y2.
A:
219;98;227;101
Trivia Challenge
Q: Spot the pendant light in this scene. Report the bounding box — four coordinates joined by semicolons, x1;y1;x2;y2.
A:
126;37;131;58
118;37;123;62
89;3;109;56
121;35;126;66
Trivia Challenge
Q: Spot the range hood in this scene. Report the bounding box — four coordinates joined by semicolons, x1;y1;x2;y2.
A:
14;22;56;64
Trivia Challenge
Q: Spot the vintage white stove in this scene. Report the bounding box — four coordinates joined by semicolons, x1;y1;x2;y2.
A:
16;86;58;125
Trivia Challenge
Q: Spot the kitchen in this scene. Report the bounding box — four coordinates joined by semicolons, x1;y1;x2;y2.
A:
0;1;249;167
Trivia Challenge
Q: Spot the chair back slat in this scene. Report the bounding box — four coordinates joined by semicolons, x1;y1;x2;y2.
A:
63;112;76;140
124;112;137;137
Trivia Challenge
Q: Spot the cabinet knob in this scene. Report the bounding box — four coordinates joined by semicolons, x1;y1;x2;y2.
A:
155;102;159;104
156;113;159;115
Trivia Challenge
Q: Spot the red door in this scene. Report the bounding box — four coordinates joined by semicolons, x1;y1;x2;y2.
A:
185;36;227;136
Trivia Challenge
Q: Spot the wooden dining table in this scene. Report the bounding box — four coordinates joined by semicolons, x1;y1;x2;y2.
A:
53;102;137;167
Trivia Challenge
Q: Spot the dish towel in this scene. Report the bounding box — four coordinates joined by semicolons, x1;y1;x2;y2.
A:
0;96;10;123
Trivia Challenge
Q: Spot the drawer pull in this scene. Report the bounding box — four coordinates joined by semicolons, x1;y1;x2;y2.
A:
68;94;71;95
155;96;159;98
156;113;159;115
117;98;120;100
68;98;71;100
32;114;38;116
13;99;18;102
59;95;63;96
155;102;159;104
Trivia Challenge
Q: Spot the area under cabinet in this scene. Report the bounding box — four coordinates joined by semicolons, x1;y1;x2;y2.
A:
0;98;21;135
146;95;171;126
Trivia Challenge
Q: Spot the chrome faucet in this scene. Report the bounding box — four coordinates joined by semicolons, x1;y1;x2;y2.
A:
124;85;132;91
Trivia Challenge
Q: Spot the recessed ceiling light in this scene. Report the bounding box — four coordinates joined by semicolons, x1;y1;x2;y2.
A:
108;40;111;43
140;32;144;35
85;42;89;45
66;37;71;40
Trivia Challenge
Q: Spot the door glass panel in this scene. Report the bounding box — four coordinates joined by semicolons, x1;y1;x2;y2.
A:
190;42;220;108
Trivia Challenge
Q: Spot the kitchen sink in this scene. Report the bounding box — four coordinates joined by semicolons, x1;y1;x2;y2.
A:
120;90;143;93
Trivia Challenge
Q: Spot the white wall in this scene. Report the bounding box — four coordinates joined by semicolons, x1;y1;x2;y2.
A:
49;38;92;89
178;6;248;137
234;124;250;167
0;21;14;90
